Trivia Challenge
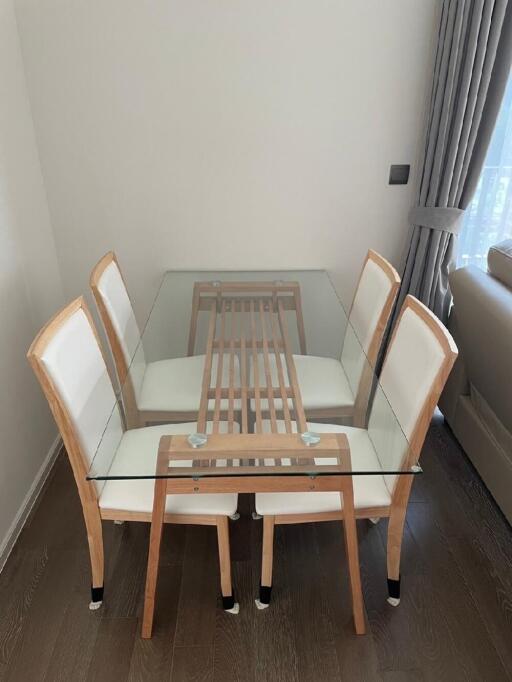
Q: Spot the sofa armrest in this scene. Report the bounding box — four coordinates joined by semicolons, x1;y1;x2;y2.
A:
438;309;469;424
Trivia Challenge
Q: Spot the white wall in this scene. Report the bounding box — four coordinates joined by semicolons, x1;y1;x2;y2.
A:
0;0;64;560
15;0;438;319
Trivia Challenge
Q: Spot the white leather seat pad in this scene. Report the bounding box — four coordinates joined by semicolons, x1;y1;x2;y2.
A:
249;354;354;411
139;354;241;412
255;421;391;515
99;422;238;516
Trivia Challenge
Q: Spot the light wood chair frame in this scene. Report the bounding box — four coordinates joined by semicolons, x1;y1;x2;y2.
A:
27;296;236;612
305;249;400;427
90;251;221;429
258;295;458;606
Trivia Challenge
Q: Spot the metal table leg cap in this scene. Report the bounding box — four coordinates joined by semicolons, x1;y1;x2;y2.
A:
255;599;269;610
387;596;400;607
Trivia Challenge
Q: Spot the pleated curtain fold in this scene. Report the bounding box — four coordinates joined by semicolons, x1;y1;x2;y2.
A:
396;0;512;323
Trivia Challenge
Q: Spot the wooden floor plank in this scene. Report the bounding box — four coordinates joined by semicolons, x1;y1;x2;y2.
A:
19;455;85;552
171;645;213;682
212;560;255;682
228;494;253;562
418;416;512;674
85;617;138;682
43;550;102;682
251;523;300;682
0;547;48;677
447;532;512;673
3;549;81;681
403;505;510;682
285;523;341;682
173;527;219;648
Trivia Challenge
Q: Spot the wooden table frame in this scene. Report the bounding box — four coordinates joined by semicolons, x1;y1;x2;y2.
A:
188;280;310;436
142;282;365;638
187;280;307;358
142;433;365;638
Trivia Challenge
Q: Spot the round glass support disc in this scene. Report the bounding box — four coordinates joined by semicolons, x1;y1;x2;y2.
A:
300;431;321;447
187;433;208;449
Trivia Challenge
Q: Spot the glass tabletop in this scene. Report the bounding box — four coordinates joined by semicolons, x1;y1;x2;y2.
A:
87;269;419;481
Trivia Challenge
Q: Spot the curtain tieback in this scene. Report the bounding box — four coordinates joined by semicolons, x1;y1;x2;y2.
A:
409;206;464;235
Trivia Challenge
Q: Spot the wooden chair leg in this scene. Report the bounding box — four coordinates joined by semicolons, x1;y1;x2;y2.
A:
341;484;366;635
257;515;275;609
216;516;239;614
386;503;407;607
141;478;167;638
84;503;104;610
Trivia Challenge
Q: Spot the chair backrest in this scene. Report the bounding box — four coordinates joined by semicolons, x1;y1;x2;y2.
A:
341;250;400;423
27;297;124;498
90;252;146;426
368;295;458;491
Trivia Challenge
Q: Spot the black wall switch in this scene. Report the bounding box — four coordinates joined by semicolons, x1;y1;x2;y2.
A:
389;164;410;185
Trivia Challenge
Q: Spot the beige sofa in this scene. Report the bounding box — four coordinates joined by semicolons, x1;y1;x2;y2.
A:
439;240;512;525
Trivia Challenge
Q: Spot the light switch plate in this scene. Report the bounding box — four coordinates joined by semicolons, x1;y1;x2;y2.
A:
389;164;410;185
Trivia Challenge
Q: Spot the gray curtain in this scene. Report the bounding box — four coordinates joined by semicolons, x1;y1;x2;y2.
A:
396;0;512;323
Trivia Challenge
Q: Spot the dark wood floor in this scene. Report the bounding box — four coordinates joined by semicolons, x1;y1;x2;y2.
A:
1;413;511;682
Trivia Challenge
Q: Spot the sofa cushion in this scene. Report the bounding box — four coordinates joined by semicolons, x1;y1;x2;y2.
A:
488;240;512;290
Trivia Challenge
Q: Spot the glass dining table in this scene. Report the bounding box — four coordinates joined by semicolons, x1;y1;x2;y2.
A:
87;269;419;638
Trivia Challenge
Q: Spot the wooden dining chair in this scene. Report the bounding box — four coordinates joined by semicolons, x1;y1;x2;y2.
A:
90;252;240;428
27;297;239;614
250;250;400;426
254;295;458;609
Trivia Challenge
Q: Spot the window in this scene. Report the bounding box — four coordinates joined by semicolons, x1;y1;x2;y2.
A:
457;71;512;268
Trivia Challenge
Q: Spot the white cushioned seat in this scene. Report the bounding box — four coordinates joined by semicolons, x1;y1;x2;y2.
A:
255;421;391;515
99;422;238;516
249;354;353;411
249;253;397;414
95;258;241;416
139;353;241;413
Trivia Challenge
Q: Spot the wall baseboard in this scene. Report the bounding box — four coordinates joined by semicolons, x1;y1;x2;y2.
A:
0;434;62;573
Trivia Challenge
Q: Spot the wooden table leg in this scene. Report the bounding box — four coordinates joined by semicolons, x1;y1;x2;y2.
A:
142;477;167;639
341;478;366;635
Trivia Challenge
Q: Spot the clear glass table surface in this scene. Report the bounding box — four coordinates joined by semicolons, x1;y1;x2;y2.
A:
87;270;420;482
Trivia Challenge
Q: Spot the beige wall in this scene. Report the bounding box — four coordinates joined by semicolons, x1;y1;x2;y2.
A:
0;0;64;560
15;0;438;319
